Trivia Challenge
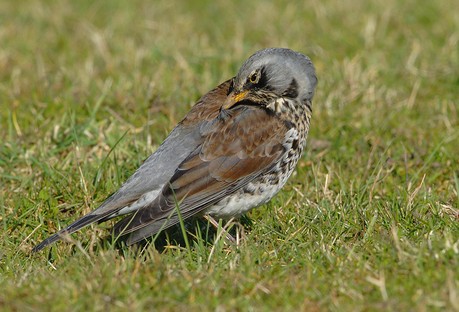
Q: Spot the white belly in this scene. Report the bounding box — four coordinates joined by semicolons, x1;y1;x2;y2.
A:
205;173;289;219
205;184;279;218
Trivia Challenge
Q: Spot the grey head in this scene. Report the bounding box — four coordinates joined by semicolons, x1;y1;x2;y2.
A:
223;48;317;110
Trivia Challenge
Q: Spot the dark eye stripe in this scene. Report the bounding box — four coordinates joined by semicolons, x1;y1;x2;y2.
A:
243;67;273;91
255;67;269;89
282;78;298;98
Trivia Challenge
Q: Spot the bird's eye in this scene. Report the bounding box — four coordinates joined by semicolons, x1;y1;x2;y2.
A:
248;71;260;84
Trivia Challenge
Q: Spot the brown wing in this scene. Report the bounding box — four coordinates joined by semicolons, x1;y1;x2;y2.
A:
180;78;233;126
114;105;289;244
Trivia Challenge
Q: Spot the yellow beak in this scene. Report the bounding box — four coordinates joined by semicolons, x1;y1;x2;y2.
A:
222;90;248;110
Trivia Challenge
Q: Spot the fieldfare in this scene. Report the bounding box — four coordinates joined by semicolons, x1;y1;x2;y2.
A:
33;48;317;251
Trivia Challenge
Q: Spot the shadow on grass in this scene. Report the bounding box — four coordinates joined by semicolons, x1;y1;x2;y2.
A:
45;215;254;260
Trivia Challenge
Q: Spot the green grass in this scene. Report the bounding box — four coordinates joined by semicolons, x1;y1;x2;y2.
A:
1;0;458;310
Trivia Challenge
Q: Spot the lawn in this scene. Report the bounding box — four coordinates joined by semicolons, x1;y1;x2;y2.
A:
1;0;458;310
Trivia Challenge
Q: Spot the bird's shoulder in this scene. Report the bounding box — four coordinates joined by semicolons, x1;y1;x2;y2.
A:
180;78;233;126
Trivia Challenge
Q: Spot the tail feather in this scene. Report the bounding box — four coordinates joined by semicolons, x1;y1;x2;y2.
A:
32;212;112;252
32;191;143;252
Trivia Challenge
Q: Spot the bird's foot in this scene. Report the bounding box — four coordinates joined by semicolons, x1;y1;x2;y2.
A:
204;215;243;245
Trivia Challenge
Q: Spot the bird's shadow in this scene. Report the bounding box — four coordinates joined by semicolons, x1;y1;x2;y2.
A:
66;216;253;258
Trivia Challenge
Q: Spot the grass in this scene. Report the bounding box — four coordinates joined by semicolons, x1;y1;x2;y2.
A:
1;0;458;310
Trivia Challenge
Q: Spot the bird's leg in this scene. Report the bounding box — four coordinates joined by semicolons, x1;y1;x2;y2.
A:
204;215;237;244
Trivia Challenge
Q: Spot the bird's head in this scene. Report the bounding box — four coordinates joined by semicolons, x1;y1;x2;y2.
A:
223;48;317;113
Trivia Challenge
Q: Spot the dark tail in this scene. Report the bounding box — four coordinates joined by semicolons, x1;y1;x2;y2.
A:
32;214;107;252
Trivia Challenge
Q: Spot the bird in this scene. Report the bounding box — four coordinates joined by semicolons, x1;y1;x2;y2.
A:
32;48;317;252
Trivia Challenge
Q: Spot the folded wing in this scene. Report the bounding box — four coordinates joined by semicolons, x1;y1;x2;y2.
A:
114;105;289;245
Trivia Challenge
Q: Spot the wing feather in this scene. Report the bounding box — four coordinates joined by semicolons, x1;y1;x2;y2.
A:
114;106;288;244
